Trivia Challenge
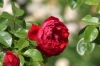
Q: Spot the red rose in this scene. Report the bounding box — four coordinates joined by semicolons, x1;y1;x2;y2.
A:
36;16;69;57
28;16;69;57
28;24;40;40
3;50;20;66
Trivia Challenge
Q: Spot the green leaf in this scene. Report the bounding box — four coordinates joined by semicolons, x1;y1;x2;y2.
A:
30;40;37;46
0;31;12;47
85;0;99;5
14;28;27;39
19;55;25;66
82;15;99;25
0;18;8;31
0;0;3;7
24;49;43;61
96;4;100;14
68;0;83;9
12;2;24;17
78;26;88;38
0;52;4;66
76;38;95;56
84;26;98;43
93;28;100;45
15;39;29;50
0;62;3;66
28;21;39;26
16;19;26;28
1;12;14;20
0;52;4;61
33;61;41;66
42;55;48;64
25;61;31;66
30;59;41;66
7;21;19;31
99;26;100;31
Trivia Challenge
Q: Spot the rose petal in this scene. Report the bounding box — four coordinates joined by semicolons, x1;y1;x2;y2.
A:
44;16;59;23
28;24;40;40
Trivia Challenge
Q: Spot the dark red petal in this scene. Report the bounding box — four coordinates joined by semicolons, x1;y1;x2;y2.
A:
36;46;52;57
4;54;9;65
44;16;59;23
6;50;13;54
4;63;12;66
8;55;13;63
28;24;40;40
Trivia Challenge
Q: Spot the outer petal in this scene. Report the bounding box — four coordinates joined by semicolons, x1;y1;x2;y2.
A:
4;50;12;66
28;24;40;40
44;16;59;23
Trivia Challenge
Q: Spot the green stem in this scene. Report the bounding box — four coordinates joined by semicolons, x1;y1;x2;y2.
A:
13;16;16;31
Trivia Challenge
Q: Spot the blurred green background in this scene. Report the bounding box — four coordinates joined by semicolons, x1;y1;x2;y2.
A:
1;0;100;66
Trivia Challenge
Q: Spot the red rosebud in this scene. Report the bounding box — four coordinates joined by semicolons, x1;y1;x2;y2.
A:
36;16;69;57
3;50;20;66
28;24;40;40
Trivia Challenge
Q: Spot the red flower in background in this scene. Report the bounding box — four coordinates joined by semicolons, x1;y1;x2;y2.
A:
3;50;20;66
28;16;69;57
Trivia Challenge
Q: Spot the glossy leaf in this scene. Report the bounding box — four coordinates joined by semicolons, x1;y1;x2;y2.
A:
82;15;99;25
68;0;83;9
12;2;24;17
85;0;99;5
84;26;98;43
96;4;100;14
15;39;29;50
77;38;95;56
0;0;3;7
14;28;27;38
1;12;13;20
0;18;8;31
19;55;25;66
24;49;43;61
0;31;12;47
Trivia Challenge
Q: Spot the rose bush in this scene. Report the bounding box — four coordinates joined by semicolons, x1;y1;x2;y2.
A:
3;50;20;66
28;16;69;57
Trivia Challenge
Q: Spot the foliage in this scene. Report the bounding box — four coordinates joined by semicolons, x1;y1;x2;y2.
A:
0;2;44;66
67;0;100;56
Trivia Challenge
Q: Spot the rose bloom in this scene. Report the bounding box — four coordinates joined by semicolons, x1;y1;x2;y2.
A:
3;50;20;66
28;16;69;57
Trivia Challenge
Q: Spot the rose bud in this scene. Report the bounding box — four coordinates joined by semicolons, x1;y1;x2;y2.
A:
28;24;40;40
3;50;20;66
36;16;69;57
